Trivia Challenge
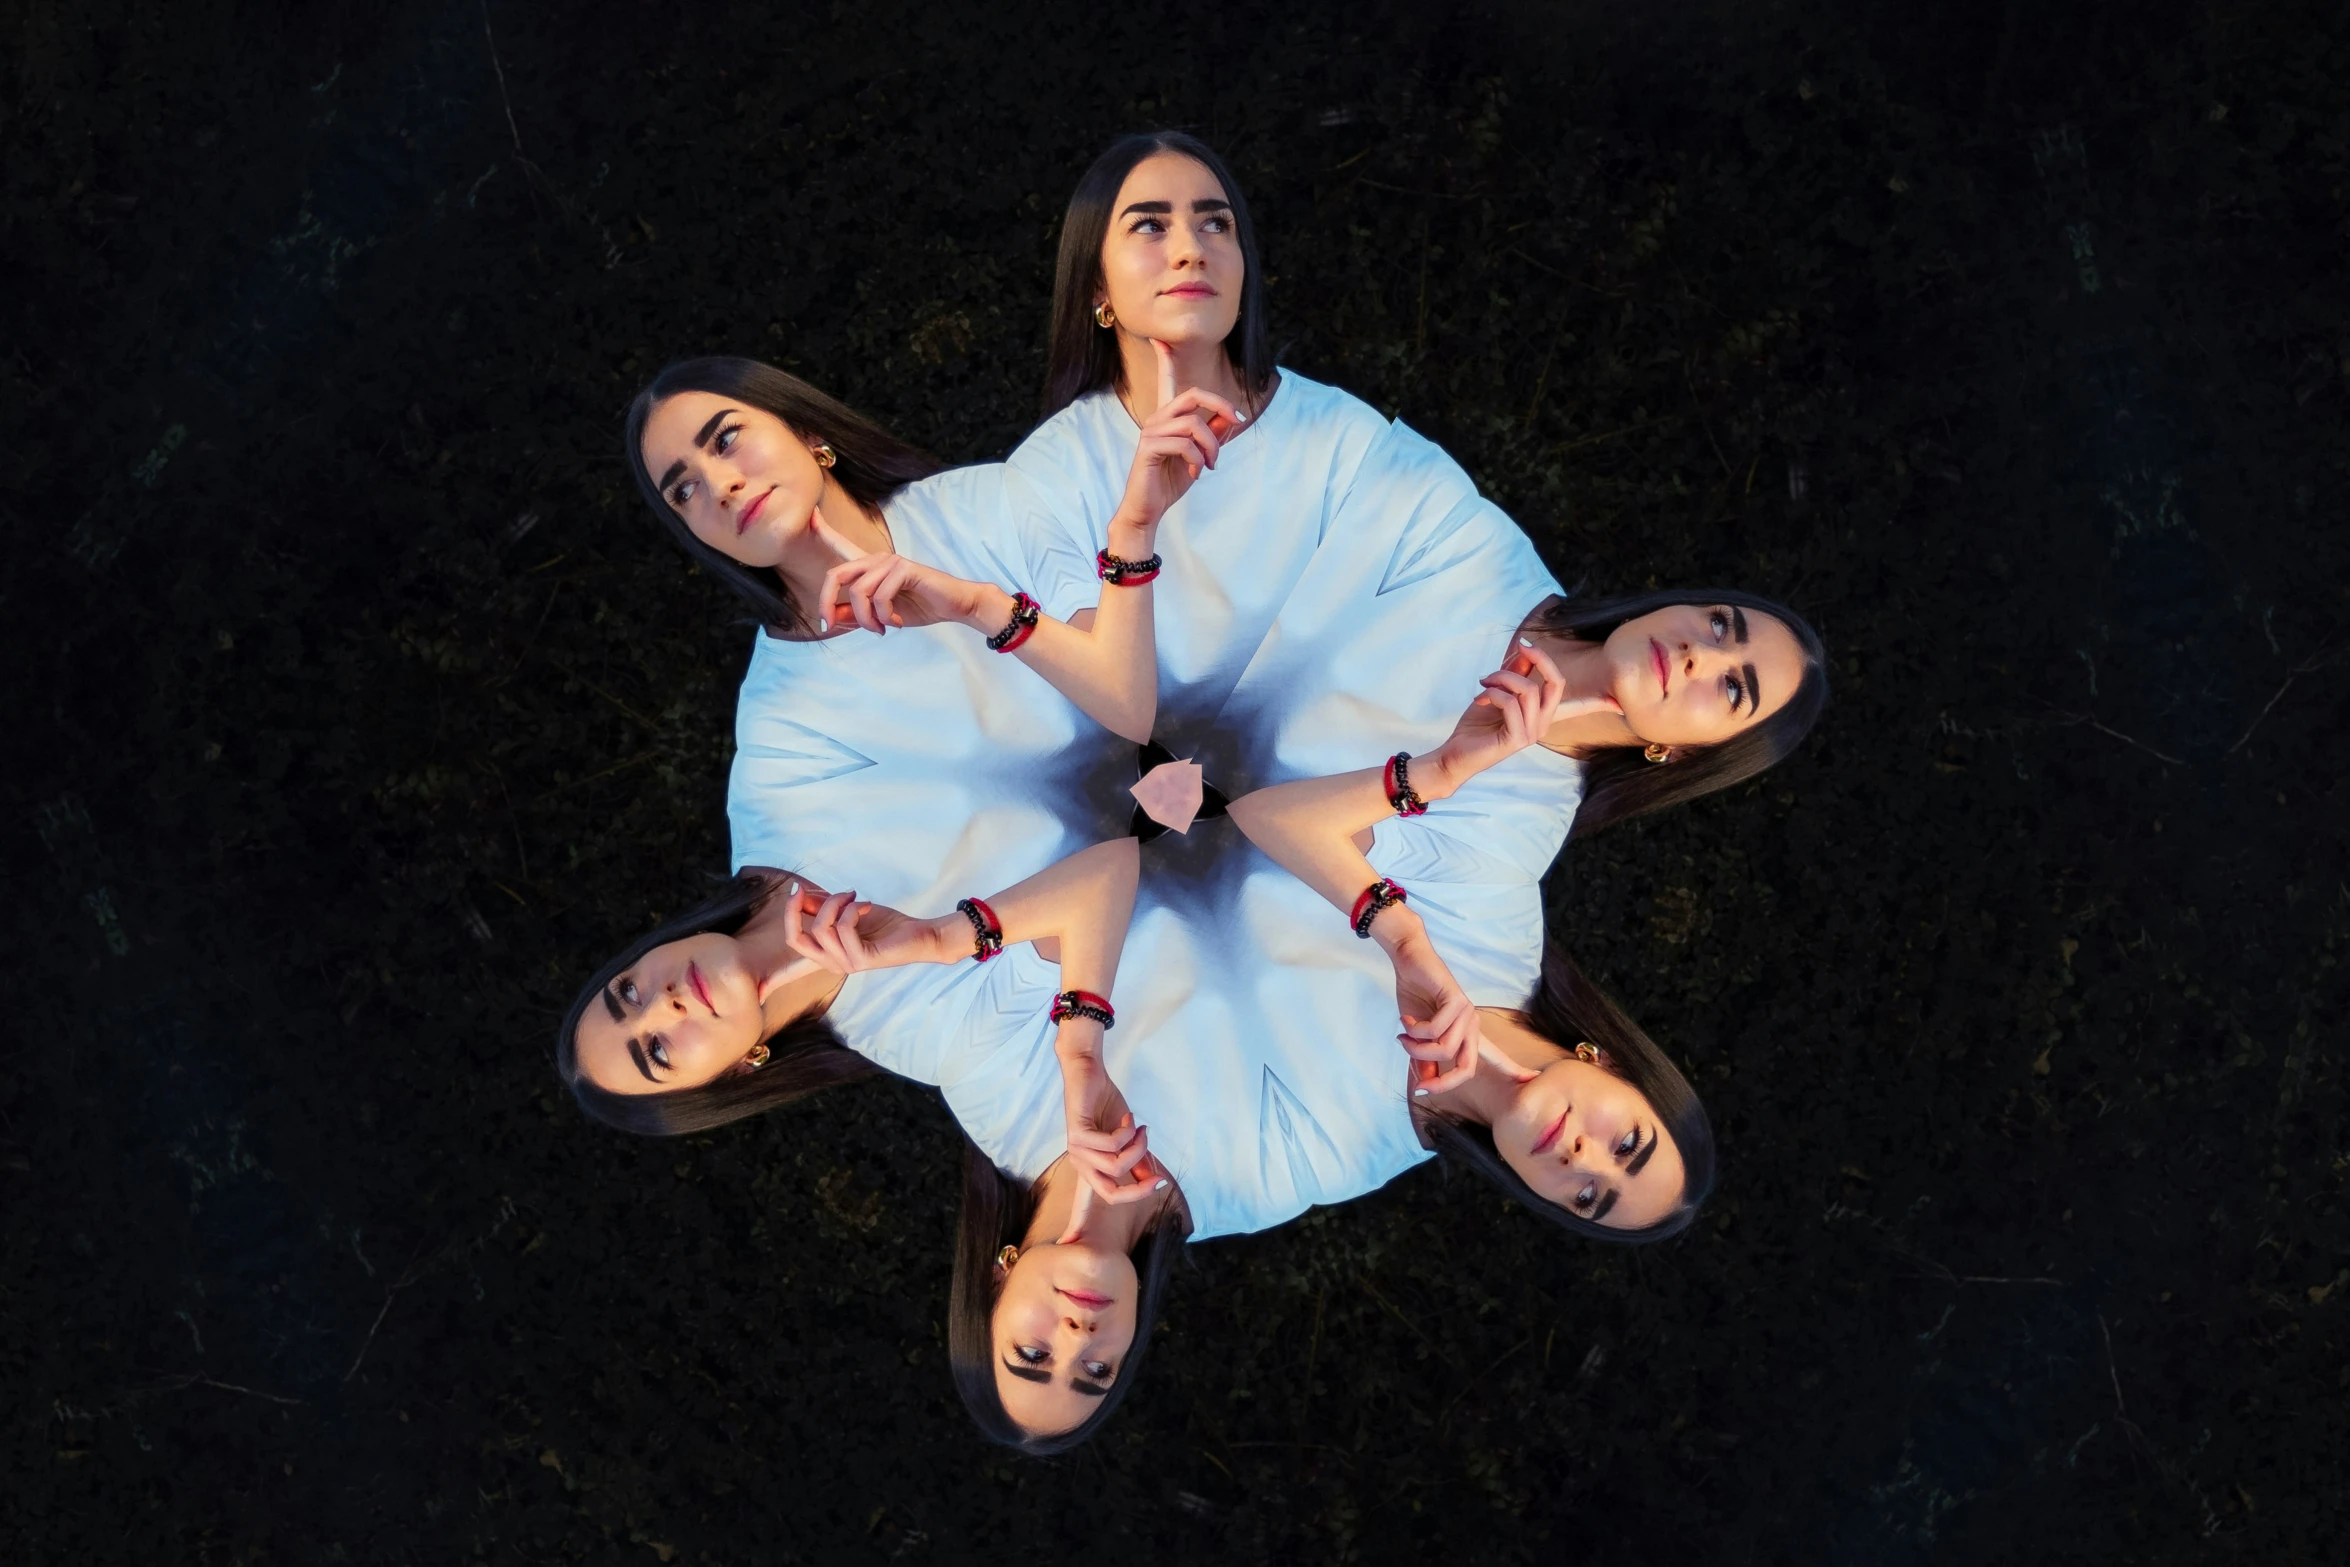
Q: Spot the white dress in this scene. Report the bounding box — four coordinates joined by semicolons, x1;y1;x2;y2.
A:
726;463;1130;911
1004;370;1389;753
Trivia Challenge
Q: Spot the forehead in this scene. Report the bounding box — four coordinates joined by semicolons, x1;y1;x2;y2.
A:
1114;150;1229;205
1741;611;1809;721
1604;1132;1687;1230
639;390;741;463
571;1004;646;1096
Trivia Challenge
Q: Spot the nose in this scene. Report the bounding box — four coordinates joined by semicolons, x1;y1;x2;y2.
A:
1678;640;1728;683
1167;221;1205;266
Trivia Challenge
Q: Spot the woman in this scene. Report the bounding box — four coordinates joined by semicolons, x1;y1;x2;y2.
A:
1004;130;1395;748
625;353;1238;909
1229;638;1733;1235
557;837;1185;1450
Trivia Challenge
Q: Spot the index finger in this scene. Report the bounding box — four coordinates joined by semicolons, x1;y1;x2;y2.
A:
1153;337;1177;411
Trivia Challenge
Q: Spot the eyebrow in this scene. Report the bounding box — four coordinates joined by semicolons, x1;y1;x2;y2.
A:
602;983;625;1024
654;408;737;495
1730;607;1749;644
1627;1128;1658;1178
1592;1187;1621;1223
625;1037;659;1085
1117;198;1231;218
1741;662;1762;716
1001;1358;1051;1385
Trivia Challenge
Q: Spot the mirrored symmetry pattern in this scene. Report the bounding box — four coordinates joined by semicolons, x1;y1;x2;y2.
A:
557;131;1826;1452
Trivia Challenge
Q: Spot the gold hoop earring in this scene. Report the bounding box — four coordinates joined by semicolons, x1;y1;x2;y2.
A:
1093;302;1116;329
812;443;837;469
995;1244;1020;1270
1643;742;1671;765
1575;1041;1601;1064
744;1042;771;1070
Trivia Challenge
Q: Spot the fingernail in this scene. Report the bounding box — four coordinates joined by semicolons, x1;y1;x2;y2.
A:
1413;1088;1430;1098
1519;636;1534;648
817;617;828;632
1154;1179;1169;1191
786;881;799;897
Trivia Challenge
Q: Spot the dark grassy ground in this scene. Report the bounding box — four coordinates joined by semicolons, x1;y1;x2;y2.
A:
5;0;2346;1560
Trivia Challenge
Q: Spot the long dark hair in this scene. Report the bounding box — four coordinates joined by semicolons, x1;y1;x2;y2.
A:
1042;131;1276;417
622;357;943;635
555;872;877;1136
1534;587;1829;839
1416;944;1717;1244
947;1139;1188;1455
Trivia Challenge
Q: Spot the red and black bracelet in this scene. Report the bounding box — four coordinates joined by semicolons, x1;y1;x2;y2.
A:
1095;548;1163;587
955;897;1004;962
1049;989;1116;1028
1350;878;1409;939
1382;752;1429;817
986;592;1041;653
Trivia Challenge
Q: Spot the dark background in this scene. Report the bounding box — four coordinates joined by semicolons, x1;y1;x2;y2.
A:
5;0;2345;1559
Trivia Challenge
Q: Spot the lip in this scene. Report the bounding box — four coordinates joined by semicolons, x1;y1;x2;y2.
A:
736;486;774;536
687;961;717;1016
1649;638;1670;697
1160;282;1218;299
1056;1287;1115;1310
1530;1111;1569;1157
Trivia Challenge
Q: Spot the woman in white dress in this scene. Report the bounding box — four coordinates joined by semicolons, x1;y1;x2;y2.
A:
625;353;1238;908
555;839;1188;1454
1006;131;1394;753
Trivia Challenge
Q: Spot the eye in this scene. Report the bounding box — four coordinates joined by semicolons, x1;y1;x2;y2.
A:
650;1037;672;1071
1708;609;1729;638
1201;214;1231;233
1726;673;1748;713
1573;1181;1599;1211
1016;1345;1048;1365
1130;214;1166;235
619;979;641;1007
670;479;696;507
1083;1360;1112;1379
714;423;739;453
1616;1128;1639;1157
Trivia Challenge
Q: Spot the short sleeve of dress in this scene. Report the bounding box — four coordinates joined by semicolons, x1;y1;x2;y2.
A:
998;441;1111;626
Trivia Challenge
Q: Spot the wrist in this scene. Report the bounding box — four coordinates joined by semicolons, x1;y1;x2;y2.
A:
923;914;961;964
1107;512;1158;551
1369;905;1428;958
965;582;1016;635
1422;743;1474;800
1053;1018;1107;1061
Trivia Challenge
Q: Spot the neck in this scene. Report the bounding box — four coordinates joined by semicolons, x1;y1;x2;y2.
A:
1526;627;1642;754
1114;332;1247;423
1026;1158;1177;1252
774;472;891;629
1438;1009;1568;1130
735;888;845;1032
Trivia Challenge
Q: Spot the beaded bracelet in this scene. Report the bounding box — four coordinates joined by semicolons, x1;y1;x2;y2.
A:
1350;878;1409;939
1095;548;1164;587
1049;989;1117;1028
986;592;1041;653
1382;752;1429;817
955;897;1004;963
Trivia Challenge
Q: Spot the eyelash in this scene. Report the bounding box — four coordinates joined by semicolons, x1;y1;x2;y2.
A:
1017;1345;1048;1364
667;425;741;507
1128;215;1232;236
1708;610;1750;711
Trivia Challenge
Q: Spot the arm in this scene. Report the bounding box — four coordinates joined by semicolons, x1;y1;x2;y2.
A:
820;343;1238;743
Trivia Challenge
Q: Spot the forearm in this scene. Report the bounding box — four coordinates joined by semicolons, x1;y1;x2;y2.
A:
964;576;1158;743
1227;760;1459;915
971;839;1140;987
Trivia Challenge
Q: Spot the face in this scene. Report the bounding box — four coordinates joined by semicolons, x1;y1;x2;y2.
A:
991;1239;1140;1438
1597;603;1808;749
1492;1057;1687;1230
640;390;832;569
574;931;768;1096
1096;152;1244;350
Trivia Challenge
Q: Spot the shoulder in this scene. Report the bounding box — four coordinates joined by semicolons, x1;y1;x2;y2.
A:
1007;393;1125;475
1265;369;1390;441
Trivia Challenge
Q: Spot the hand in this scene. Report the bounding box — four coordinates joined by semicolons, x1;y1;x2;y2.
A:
1114;339;1246;533
780;885;938;974
1389;933;1482;1097
817;551;985;635
1428;641;1617;788
1056;1042;1167;1212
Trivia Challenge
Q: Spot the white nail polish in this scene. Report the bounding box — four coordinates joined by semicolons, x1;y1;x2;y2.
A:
1154;1179;1169;1191
1519;636;1535;648
786;881;800;897
1412;1088;1429;1098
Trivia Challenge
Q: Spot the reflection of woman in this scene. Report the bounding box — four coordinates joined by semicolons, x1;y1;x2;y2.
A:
1005;131;1393;745
625;354;1233;907
555;839;1186;1453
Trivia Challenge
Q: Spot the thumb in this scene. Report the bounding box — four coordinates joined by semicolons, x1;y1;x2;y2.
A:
1153;337;1177;411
